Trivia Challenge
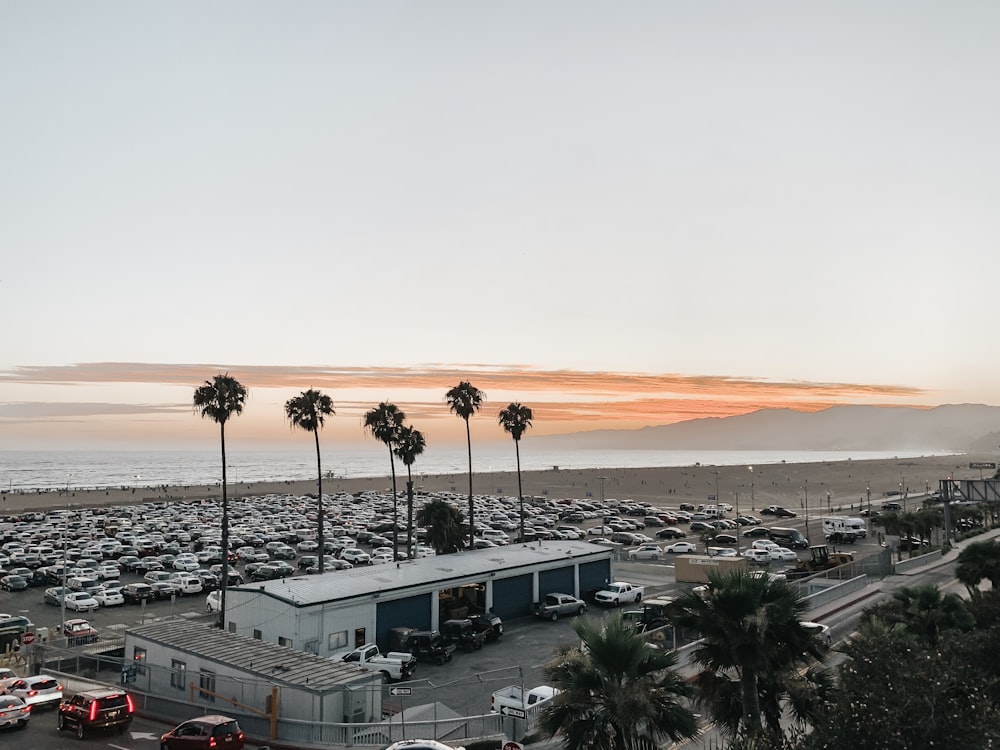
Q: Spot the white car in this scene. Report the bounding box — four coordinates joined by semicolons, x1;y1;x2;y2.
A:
340;548;370;565
663;542;697;554
63;591;99;612
173;556;199;572
206;590;221;612
370;552;393;565
769;547;799;562
93;588;125;607
741;548;771;565
0;694;31;730
751;540;780;552
627;544;662;561
4;674;63;708
95;564;121;580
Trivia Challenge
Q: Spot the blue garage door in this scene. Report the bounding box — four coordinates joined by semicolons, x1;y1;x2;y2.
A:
538;567;575;598
491;574;533;619
579;560;612;602
376;593;432;651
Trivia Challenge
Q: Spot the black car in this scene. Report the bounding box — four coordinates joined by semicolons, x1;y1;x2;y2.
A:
714;533;738;545
656;527;687;540
122;583;154;604
742;527;772;539
402;630;456;665
0;575;28;592
467;612;503;641
58;689;134;738
439;619;486;652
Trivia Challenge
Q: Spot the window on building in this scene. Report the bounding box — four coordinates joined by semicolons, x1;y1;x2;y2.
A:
252;629;262;640
304;639;319;655
278;636;292;648
328;630;348;651
354;627;366;648
199;669;216;702
228;622;236;634
133;646;147;675
170;659;186;690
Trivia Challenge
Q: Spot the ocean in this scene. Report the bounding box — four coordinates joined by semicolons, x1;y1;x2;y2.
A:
0;447;948;493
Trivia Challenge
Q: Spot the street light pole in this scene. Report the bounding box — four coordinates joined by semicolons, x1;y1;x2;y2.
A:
803;479;810;544
748;466;755;511
866;483;871;518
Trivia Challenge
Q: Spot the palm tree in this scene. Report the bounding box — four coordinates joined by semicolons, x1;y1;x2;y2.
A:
670;568;825;741
538;613;698;750
498;402;533;543
416;498;466;554
362;403;406;560
393;424;426;559
446;381;484;550
879;584;974;646
957;540;1000;595
284;389;335;574
193;373;248;628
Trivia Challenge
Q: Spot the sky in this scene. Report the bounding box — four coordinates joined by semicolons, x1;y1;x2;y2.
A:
1;1;998;452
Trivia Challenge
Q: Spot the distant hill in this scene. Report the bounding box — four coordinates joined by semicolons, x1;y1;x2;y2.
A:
535;404;1000;452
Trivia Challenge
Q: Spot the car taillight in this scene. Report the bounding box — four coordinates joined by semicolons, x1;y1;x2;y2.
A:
27;690;37;697
238;731;244;741
126;694;135;712
209;737;217;748
90;701;98;721
22;706;31;714
58;684;64;690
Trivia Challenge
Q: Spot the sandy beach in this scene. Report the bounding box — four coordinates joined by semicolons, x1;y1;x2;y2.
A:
1;454;988;516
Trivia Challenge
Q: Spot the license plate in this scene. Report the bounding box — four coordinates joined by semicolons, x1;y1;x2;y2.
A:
108;710;119;718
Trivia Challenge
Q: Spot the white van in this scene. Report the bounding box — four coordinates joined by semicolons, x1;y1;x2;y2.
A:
480;529;509;545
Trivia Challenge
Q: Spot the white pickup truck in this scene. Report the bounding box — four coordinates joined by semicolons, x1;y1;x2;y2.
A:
340;643;417;682
490;685;559;714
594;581;645;607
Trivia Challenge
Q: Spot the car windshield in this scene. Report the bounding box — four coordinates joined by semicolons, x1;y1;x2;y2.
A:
33;679;58;690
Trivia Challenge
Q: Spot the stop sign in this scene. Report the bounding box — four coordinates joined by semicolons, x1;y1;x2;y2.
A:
21;632;36;646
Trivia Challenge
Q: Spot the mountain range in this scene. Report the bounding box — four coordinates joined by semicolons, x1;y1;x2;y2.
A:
536;404;1000;452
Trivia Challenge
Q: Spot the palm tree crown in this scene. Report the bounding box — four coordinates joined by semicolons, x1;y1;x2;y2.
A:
393;424;426;559
192;373;248;628
539;613;698;750
363;403;407;560
285;389;335;573
670;568;825;740
498;402;533;543
447;381;484;549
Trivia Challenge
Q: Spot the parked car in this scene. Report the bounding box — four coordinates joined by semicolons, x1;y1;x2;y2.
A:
532;593;587;621
689;521;715;533
93;588;125;607
62;618;99;645
663;541;697;554
655;527;686;540
122;583;154;604
467;611;504;641
0;575;28;592
714;534;738;545
742;527;773;538
0;694;31;730
160;715;245;750
627;544;662;561
769;547;799;562
57;688;134;738
341;548;371;565
63;592;99;612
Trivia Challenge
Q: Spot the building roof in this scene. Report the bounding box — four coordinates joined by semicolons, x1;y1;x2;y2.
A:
126;620;372;693
231;540;612;608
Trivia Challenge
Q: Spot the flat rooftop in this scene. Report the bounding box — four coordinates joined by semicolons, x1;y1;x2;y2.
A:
127;620;371;691
231;540;612;607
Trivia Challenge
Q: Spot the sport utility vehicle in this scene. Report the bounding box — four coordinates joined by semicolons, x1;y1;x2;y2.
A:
160;715;245;750
57;688;134;738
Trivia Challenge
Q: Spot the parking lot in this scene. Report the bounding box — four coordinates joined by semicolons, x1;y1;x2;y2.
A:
1;488;887;747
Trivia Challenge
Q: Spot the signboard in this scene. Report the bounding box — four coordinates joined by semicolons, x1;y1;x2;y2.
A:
121;664;138;685
20;632;36;646
969;462;996;470
707;495;717;501
500;706;527;719
388;687;411;696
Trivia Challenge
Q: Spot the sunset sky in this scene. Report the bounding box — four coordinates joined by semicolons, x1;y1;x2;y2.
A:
1;2;997;452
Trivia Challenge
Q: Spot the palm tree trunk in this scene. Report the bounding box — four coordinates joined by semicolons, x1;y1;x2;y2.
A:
389;444;400;561
465;417;474;550
314;428;324;574
407;474;415;560
515;438;524;543
741;668;762;736
219;422;229;629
